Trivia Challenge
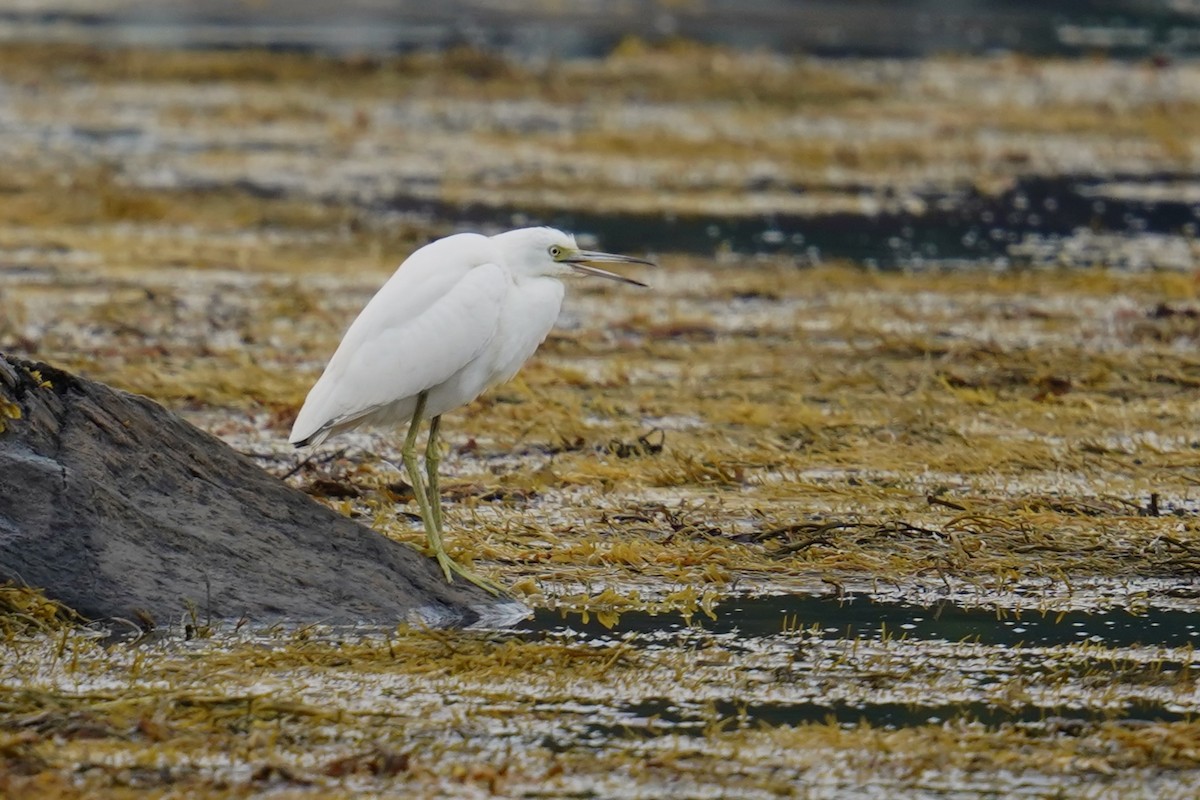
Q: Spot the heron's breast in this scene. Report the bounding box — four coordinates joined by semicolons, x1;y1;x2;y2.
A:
421;277;563;418
486;277;565;385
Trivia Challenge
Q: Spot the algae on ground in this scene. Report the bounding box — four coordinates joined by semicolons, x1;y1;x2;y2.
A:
2;40;1200;798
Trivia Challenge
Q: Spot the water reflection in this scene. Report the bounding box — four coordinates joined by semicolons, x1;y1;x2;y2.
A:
526;590;1200;649
584;698;1191;735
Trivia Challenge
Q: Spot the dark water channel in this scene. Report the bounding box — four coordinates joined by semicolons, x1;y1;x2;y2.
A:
522;591;1200;732
9;1;1200;59
531;591;1200;649
405;172;1200;268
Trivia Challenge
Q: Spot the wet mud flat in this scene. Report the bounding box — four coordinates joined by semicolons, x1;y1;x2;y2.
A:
2;42;1200;797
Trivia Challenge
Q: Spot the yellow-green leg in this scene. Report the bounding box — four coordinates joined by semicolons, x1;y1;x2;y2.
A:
401;397;506;595
424;414;506;596
425;414;444;534
401;392;454;582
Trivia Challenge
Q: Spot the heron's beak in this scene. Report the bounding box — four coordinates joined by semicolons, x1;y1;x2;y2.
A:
564;250;653;287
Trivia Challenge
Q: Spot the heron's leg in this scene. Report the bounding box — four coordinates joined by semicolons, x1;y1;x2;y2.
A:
424;413;506;597
401;392;454;582
425;414;444;534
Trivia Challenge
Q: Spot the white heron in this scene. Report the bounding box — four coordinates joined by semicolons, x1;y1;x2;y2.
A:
290;227;653;594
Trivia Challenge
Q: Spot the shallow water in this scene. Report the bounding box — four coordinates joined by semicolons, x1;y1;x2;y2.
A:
420;172;1200;268
520;589;1200;730
529;590;1200;649
7;1;1200;59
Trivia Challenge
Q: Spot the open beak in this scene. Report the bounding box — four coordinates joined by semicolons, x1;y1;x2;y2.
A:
564;249;654;287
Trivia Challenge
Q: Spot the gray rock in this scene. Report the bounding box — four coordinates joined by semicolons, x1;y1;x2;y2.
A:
0;354;504;628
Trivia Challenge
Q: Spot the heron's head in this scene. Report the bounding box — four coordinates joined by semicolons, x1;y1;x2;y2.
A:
493;227;652;287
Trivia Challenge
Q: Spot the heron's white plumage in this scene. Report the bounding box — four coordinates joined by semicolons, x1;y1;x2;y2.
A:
287;225;651;591
290;228;587;446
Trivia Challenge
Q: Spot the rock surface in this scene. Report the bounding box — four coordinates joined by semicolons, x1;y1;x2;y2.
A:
0;354;499;627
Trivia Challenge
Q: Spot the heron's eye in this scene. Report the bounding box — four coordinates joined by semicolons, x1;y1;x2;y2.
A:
549;245;563;259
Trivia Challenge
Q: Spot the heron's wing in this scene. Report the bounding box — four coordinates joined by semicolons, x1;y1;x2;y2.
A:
290;262;507;444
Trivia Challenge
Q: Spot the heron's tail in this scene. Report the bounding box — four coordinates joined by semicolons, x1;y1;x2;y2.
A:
289;421;331;449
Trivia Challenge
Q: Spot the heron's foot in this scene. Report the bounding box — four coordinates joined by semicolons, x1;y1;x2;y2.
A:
447;558;508;597
427;540;507;596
